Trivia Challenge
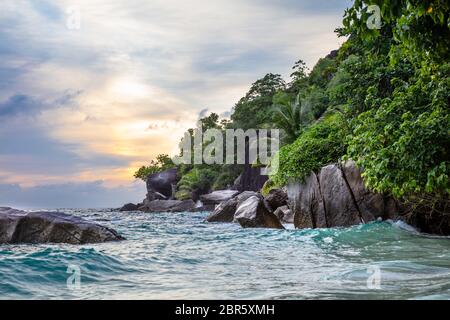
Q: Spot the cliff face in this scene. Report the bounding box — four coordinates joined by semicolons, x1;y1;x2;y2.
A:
287;161;449;235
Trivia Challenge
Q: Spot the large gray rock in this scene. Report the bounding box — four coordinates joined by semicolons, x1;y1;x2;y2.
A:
286;161;450;235
287;161;390;230
340;160;384;222
140;199;196;213
318;164;363;227
264;188;288;212
206;191;260;222
146;191;167;201
289;171;327;229
274;206;294;224
200;190;240;206
146;168;178;198
0;207;125;244
233;196;284;229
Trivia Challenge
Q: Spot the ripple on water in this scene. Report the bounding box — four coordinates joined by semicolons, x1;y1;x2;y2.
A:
1;210;449;299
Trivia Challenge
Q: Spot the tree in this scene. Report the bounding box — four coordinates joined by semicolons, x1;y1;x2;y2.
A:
134;154;175;181
339;0;450;198
231;73;286;129
272;92;313;143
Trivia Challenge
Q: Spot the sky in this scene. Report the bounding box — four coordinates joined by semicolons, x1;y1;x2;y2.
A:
0;0;350;209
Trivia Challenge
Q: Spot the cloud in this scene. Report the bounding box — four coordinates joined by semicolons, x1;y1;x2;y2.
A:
0;91;80;118
0;0;348;207
0;180;146;209
198;108;209;119
0;94;45;117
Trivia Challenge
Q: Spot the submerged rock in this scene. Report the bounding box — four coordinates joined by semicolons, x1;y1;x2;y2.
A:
233;196;284;229
119;203;138;212
140;199;196;213
0;207;125;244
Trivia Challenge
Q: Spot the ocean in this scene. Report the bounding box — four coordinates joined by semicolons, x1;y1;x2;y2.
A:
1;209;449;299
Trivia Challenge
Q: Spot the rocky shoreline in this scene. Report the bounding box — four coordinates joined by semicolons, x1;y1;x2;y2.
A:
121;160;449;235
1;160;447;245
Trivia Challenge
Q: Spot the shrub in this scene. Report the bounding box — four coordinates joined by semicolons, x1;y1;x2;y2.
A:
270;112;348;186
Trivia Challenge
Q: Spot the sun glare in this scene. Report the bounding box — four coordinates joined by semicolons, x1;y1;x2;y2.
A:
109;77;149;99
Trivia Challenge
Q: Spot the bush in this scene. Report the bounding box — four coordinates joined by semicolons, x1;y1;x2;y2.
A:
271;112;348;186
134;154;174;181
176;167;218;200
347;63;450;197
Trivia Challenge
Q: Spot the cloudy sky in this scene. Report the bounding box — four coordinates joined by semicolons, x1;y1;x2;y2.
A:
0;0;350;208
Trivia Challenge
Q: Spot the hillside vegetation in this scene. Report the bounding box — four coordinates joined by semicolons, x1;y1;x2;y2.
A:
136;0;449;211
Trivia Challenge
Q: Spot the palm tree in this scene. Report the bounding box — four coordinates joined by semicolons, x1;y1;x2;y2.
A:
272;93;312;143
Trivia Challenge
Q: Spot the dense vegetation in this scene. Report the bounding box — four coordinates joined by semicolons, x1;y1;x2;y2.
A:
136;0;449;210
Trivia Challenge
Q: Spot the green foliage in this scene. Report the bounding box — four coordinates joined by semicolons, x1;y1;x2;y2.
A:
288;59;309;93
138;1;450;206
271;113;348;186
337;0;450;198
261;179;276;197
347;63;450;197
200;113;221;130
308;57;337;89
231;73;286;129
340;0;450;64
272;93;313;143
302;87;329;120
176;166;220;200
134;154;175;181
211;165;241;190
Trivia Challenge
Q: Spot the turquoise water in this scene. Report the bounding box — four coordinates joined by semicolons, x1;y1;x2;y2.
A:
1;209;449;300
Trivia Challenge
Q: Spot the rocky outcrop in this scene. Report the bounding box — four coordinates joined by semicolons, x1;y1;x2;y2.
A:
319;164;363;227
146;191;167;201
140;199;196;213
233;196;284;229
206;191;260;222
146;168;178;199
288;171;327;229
274;206;294;224
232;165;268;192
265;189;288;212
119;203;139;212
200;190;240;206
341;161;385;222
0;207;124;244
288;160;402;230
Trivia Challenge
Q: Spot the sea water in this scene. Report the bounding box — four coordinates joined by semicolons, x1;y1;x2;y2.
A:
0;209;449;299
